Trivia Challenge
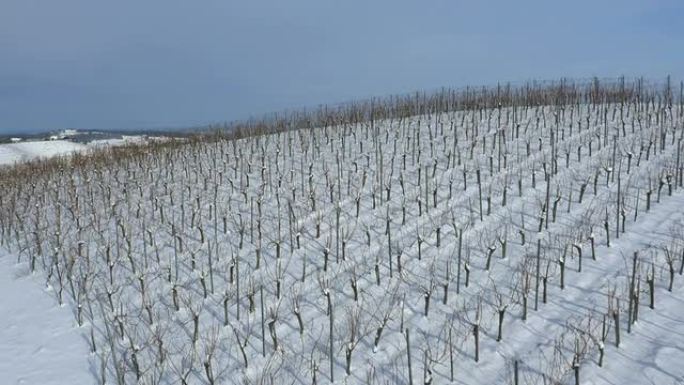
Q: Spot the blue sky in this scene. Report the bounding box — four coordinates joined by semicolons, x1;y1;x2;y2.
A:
1;0;682;134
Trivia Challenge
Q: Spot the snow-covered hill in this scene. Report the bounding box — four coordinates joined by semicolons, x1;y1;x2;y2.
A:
1;84;683;384
0;136;167;167
0;252;91;385
0;140;87;166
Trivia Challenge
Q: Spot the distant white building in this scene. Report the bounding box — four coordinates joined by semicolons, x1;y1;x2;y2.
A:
10;137;22;143
50;129;79;141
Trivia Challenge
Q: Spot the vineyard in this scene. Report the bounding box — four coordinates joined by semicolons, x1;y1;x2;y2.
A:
1;77;683;384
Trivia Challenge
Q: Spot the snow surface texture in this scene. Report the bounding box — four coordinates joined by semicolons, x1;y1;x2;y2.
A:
0;140;86;166
0;136;153;166
1;100;684;384
0;252;91;385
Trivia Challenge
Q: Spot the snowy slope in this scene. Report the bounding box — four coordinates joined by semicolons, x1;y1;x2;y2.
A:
0;140;87;166
0;252;91;385
1;98;683;385
0;136;158;166
580;194;684;385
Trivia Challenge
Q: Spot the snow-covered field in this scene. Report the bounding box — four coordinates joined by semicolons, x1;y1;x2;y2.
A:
1;85;683;384
0;253;92;385
0;136;157;166
0;140;87;166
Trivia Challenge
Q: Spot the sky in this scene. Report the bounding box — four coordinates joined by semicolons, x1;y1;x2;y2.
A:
1;0;683;134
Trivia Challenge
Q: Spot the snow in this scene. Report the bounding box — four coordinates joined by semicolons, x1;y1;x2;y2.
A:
482;190;684;385
88;135;149;148
586;286;684;385
0;140;86;166
0;252;91;385
0;135;166;166
580;194;684;385
0;100;683;384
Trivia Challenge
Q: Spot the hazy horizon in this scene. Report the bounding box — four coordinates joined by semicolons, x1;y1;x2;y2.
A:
2;0;683;134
